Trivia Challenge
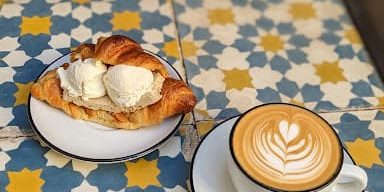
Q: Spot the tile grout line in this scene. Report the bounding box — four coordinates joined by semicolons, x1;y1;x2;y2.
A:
194;106;384;122
169;0;199;138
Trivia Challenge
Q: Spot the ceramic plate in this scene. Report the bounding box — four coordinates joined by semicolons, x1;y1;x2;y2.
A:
190;116;356;192
28;51;184;163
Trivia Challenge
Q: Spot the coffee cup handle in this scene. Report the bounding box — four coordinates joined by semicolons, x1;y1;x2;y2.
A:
331;164;368;192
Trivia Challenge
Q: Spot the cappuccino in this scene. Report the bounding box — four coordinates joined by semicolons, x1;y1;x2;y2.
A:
231;104;342;191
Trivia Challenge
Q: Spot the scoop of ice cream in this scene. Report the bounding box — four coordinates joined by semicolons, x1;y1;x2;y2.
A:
57;58;107;100
103;65;159;107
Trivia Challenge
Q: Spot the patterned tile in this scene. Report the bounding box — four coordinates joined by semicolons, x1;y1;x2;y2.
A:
175;0;384;121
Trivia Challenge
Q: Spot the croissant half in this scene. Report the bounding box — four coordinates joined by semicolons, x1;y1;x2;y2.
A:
31;35;196;129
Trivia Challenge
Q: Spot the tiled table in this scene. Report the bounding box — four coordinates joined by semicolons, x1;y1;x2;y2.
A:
0;0;383;191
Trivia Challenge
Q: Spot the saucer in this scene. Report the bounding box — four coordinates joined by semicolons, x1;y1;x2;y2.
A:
28;50;183;163
190;116;356;192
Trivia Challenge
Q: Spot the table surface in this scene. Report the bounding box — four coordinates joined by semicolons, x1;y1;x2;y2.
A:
0;0;383;191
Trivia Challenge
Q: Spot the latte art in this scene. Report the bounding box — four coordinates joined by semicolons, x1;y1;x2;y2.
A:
232;104;342;191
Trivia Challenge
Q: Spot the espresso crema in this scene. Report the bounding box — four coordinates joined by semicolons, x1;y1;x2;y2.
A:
231;104;342;191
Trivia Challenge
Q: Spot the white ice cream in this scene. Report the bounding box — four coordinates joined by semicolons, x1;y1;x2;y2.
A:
57;58;107;100
103;65;155;107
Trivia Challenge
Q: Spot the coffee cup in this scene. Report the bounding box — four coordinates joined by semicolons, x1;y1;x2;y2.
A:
227;103;367;192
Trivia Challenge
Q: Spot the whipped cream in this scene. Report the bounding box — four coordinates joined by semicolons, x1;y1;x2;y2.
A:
103;65;156;107
57;58;107;100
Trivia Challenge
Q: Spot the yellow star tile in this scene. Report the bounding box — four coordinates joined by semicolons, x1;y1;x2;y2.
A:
208;8;235;25
314;61;347;84
289;3;316;20
72;0;90;4
345;28;362;44
163;40;198;59
111;11;141;31
6;168;45;192
260;34;284;53
346;139;384;168
14;82;33;106
125;158;161;189
197;120;215;137
20;16;51;36
223;69;253;90
163;40;179;59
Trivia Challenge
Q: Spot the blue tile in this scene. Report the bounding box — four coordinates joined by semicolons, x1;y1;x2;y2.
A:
368;73;384;90
0;82;17;108
301;84;324;102
320;33;341;45
206;91;229;109
84;13;112;33
351;80;374;97
158;154;189;188
231;0;247;6
376;138;384;160
277;23;295;35
334;113;374;142
287;49;307;64
364;165;384;192
87;163;127;192
374;111;384;120
216;108;240;119
276;78;299;98
50;15;80;35
197;55;217;70
270;55;291;74
348;98;371;108
256;17;274;31
178;23;191;38
21;0;52;17
141;11;171;30
9;105;32;131
202;40;225;54
313;101;338;111
335;45;355;59
288;35;310;47
13;59;46;84
256;87;281;103
0;171;9;192
323;19;342;31
250;0;268;11
238;24;258;37
18;34;51;57
193;27;212;40
247;52;267;67
0;17;21;38
186;0;202;8
357;49;370;62
232;38;255;52
190;84;205;103
41;163;84;192
5;139;49;171
111;0;140;12
184;59;200;79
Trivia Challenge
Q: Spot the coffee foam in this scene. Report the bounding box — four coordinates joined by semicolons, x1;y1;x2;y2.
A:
232;104;342;191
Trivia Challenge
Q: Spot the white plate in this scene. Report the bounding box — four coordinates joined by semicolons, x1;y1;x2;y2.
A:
190;116;356;192
28;51;184;163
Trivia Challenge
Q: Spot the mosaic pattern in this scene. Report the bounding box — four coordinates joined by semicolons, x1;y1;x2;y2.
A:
174;0;384;121
0;0;384;191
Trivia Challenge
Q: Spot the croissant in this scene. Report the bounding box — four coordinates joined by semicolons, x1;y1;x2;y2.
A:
31;35;196;129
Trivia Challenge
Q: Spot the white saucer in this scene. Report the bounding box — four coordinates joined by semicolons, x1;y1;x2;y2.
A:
28;51;183;163
190;116;356;192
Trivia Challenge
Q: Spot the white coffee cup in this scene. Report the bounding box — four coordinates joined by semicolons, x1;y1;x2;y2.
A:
228;156;367;192
227;103;368;192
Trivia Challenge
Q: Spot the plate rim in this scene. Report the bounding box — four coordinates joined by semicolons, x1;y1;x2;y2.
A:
27;50;185;163
189;115;357;192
